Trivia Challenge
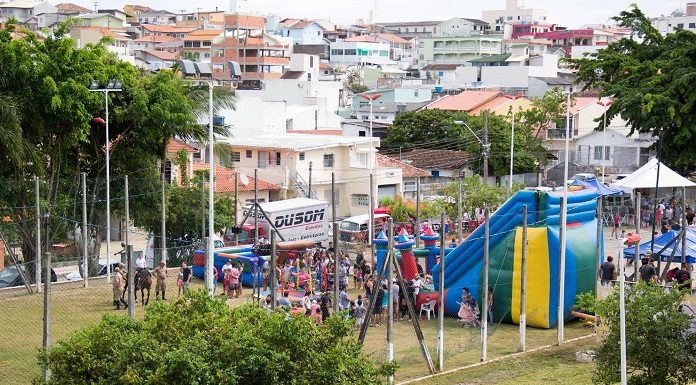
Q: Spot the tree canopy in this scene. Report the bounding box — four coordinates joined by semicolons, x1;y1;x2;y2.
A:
38;290;394;385
593;282;696;385
568;5;696;172
0;22;236;275
383;108;546;176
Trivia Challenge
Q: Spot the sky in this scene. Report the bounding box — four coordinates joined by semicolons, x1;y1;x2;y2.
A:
97;0;684;28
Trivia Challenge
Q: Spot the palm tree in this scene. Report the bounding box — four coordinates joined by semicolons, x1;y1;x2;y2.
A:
0;95;37;175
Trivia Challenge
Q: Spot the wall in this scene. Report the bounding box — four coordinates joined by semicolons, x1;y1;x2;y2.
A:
330;41;393;65
481;66;530;88
284;23;324;45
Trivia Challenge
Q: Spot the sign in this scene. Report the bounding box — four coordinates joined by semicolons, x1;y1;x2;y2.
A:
236;80;263;90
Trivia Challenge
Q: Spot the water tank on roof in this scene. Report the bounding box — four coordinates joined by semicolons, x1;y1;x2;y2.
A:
434;86;443;93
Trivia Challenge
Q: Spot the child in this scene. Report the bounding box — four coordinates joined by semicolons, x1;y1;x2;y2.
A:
177;268;184;297
354;264;363;290
355;299;366;327
348;300;356;320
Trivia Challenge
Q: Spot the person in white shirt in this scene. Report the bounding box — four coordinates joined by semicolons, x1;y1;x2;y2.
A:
412;274;422;296
135;254;147;272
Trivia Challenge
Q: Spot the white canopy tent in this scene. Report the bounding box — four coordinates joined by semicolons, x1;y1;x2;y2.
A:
611;158;696;194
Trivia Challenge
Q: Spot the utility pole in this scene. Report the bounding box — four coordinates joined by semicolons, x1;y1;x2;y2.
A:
558;196;566;345
457;177;463;242
415;177;421;246
635;193;641;280
308;161;313;198
161;165;167;264
42;250;51;382
483;111;489;181
369;173;375;263
270;230;277;310
254;169;259;243
386;218;394;384
82;173;88;288
234;172;239;226
124;175;130;256
200;178;205;240
437;212;446;370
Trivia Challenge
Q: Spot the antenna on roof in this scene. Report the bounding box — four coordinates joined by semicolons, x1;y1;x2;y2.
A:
92;1;99;12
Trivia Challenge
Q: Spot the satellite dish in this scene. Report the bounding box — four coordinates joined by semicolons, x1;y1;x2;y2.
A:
239;173;250;186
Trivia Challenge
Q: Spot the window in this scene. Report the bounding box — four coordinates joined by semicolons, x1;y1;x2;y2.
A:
419;42;424;48
690;23;696;28
677;23;684;28
164;160;172;183
204;52;210;59
507;16;513;20
405;28;409;33
245;150;252;158
404;181;416;192
594;146;610;160
331;49;343;55
358;130;366;137
351;194;369;206
275;152;281;166
299;152;305;161
309;56;314;67
431;170;440;177
231;151;241;162
344;49;356;55
307;73;312;81
193;149;201;159
323;153;334;168
357;48;369;56
202;41;211;47
356;153;368;167
362;115;369;120
379;50;389;57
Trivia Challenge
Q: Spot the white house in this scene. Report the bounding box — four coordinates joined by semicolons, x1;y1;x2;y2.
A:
482;0;549;33
134;49;176;71
281;19;325;45
217;54;343;135
0;0;56;23
137;10;176;25
218;133;401;217
330;38;394;66
575;128;655;175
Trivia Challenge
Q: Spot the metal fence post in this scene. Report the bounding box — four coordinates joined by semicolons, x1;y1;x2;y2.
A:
35;177;41;293
82;172;88;288
437;212;446;370
519;205;528;352
127;245;134;320
386;218;394;385
42;251;51;382
480;208;490;362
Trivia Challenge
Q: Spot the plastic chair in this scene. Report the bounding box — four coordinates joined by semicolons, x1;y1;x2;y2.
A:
420;300;436;320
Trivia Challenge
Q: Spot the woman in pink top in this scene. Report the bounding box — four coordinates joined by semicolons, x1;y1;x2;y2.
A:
229;265;241;298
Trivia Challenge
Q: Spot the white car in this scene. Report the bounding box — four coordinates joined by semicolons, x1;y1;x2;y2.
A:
567;173;597;185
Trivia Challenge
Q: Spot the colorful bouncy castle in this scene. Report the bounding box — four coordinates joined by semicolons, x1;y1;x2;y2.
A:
432;187;599;329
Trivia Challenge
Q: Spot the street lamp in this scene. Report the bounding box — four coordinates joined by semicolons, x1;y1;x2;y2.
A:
89;79;122;284
504;94;524;195
359;92;382;251
178;59;241;296
596;98;614;183
453;119;490;178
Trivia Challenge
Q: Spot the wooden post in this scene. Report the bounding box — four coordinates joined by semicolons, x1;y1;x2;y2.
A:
386;218;394;384
270;230;276;311
518;205;528;352
437;212;446;370
82;173;88;288
481;208;490;362
635;193;641;281
415;177;421;247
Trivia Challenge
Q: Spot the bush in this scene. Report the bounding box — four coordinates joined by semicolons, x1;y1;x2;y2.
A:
37;290;395;385
593;283;696;385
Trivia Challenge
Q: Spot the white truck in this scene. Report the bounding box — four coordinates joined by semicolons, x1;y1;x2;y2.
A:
241;198;330;244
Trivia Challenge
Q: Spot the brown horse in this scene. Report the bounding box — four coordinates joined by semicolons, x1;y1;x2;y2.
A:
135;269;152;306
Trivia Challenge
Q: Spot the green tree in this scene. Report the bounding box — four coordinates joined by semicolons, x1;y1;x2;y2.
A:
38;290;395;385
568;5;696;172
593;283;696;385
382;109;469;152
0;22;235;278
441;176;506;218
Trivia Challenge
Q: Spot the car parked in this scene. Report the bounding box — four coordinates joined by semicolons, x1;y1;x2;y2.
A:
567;173;596;185
611;174;630;184
0;264;57;289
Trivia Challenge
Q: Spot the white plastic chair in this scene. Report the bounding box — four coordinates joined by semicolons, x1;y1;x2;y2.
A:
420;300;436;320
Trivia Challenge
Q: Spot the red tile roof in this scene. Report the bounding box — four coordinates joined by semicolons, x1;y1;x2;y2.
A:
55;2;92;14
141;24;199;34
377;33;409;44
191;163;280;193
425;90;502;112
134;35;179;43
138;49;176;60
376;154;429;178
572;97;600;114
167;138;198;154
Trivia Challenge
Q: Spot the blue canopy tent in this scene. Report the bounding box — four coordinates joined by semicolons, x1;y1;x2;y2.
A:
569;179;623;197
623;228;696;264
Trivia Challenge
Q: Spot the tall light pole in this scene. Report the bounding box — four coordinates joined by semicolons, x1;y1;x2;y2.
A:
360;92;382;251
504;94;524;195
596;98;614;183
178;59;241;296
89;79;122;284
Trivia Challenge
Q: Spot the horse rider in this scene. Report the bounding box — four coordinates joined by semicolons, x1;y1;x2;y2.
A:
112;265;127;310
135;253;147;274
153;260;167;300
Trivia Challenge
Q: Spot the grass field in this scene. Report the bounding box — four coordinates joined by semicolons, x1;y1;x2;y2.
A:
408;337;596;385
0;276;595;385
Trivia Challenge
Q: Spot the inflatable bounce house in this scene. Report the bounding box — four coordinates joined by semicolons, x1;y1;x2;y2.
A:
376;187;599;329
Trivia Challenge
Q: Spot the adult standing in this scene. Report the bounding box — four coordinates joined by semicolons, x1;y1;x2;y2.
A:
153;261;167;300
598;256;617;286
181;262;192;294
339;285;351;311
675;263;692;292
222;260;233;296
229;263;241;298
112;266;127;310
639;256;658;284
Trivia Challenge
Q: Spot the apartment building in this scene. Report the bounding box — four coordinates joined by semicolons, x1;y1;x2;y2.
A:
418;34;504;65
482;0;548;33
211;13;291;81
329;37;393;66
182;29;222;62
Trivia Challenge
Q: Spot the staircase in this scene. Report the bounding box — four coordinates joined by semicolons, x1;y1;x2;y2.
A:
290;172;318;200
